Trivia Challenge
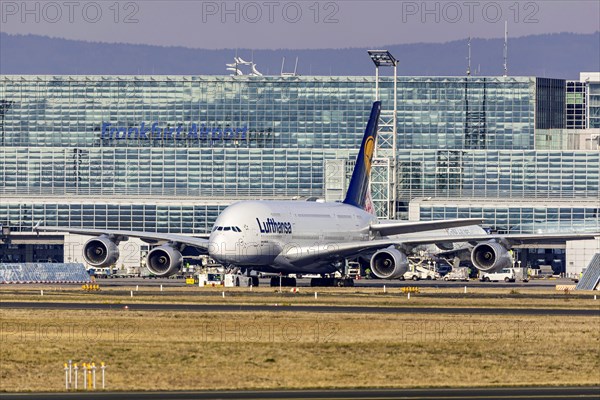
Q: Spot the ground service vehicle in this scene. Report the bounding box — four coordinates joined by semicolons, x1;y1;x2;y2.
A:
443;267;469;281
480;268;516;282
402;265;439;281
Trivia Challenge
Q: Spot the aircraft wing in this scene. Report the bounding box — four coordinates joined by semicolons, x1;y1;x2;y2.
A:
281;239;398;266
283;232;599;266
36;226;210;251
398;232;600;247
370;218;484;237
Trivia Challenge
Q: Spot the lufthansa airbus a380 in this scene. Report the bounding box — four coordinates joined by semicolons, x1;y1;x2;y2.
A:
39;102;599;286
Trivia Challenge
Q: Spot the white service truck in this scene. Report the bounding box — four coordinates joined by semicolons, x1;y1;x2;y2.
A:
197;268;254;287
402;265;440;281
443;267;469;281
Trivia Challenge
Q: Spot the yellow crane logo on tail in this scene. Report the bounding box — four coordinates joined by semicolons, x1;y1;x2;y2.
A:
364;136;375;173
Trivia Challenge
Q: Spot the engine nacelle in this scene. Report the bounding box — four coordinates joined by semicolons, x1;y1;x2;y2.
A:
370;248;409;279
146;245;183;277
83;236;119;268
471;242;513;273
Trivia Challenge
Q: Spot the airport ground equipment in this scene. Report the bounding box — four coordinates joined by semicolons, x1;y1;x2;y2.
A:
225;273;252;287
480;268;517;282
575;253;600;290
443;267;469;281
0;263;91;284
197;271;225;287
197;268;253;287
345;260;361;279
530;264;555;279
401;264;440;281
512;266;529;282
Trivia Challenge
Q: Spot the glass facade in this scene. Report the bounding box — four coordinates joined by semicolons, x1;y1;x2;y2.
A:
0;201;228;235
418;204;599;234
396;150;599;201
0;75;535;151
1;74;598;236
535;78;566;130
589;81;600;128
566;81;586;129
0;147;351;197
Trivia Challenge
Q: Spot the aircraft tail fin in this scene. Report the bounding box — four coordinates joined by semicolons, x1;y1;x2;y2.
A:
343;101;381;210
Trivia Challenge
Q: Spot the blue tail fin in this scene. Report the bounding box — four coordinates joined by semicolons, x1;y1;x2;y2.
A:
343;101;381;209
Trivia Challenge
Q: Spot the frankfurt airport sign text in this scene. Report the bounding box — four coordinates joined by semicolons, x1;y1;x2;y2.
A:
101;122;248;141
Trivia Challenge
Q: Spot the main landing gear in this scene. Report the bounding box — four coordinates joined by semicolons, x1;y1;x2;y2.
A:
269;276;297;287
265;274;355;287
310;277;354;287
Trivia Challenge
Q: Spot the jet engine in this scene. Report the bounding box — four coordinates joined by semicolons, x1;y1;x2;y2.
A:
146;245;183;277
370;248;409;279
471;242;513;273
83;236;119;268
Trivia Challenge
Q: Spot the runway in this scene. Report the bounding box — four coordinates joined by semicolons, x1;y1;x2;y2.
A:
1;386;599;400
2;301;599;316
93;277;569;290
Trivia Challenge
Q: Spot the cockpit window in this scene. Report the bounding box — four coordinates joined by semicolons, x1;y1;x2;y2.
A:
214;226;242;232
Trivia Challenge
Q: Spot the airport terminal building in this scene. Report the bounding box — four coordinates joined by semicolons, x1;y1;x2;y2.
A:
1;72;599;274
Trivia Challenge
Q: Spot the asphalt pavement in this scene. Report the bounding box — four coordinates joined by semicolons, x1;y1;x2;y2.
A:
1;386;599;400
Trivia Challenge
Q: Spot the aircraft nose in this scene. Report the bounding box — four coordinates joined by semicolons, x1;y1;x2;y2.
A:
208;232;240;263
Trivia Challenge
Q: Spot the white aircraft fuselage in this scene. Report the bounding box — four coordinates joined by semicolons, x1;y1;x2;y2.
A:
209;200;375;273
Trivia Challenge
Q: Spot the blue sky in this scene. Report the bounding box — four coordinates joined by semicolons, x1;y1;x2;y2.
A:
1;1;599;48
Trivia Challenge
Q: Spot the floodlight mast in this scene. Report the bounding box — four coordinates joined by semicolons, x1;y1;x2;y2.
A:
367;50;398;219
367;50;398;157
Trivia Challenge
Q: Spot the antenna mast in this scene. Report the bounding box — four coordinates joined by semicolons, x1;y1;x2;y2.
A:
503;21;508;77
467;37;472;76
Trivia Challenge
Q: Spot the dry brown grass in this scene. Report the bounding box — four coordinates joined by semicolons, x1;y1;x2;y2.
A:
1;307;599;392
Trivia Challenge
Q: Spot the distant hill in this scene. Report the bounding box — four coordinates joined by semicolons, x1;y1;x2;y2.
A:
1;32;598;79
